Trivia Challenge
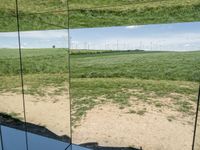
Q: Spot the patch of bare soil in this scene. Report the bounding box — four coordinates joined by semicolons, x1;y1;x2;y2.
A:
0;92;70;137
1;92;197;150
73;104;195;150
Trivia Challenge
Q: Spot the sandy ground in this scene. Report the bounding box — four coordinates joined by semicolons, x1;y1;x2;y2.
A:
73;104;195;150
0;93;198;150
0;92;70;137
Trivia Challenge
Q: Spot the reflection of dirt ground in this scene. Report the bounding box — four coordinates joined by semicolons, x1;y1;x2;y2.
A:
194;114;200;149
0;93;197;150
73;104;195;150
0;92;70;137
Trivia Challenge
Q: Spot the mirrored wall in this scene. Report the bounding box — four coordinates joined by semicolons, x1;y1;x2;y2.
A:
70;22;200;150
18;0;71;149
0;0;200;150
0;0;71;150
0;128;1;150
0;0;27;148
193;86;200;150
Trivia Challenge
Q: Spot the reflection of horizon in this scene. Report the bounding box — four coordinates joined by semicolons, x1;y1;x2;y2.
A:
1;21;200;51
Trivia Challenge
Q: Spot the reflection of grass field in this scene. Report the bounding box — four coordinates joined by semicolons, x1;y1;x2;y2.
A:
71;78;198;122
71;50;200;81
0;48;199;123
0;48;68;75
1;0;200;31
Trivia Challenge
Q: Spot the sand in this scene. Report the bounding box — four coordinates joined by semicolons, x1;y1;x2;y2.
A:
0;92;198;150
73;104;195;150
0;92;70;137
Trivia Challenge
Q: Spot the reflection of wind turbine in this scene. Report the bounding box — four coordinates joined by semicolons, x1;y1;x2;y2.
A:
84;42;87;50
69;36;72;51
140;41;142;50
117;40;119;50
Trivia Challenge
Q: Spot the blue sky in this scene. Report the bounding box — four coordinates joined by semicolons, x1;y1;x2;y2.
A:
0;22;200;51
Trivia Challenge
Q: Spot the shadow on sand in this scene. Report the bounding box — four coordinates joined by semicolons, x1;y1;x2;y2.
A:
80;143;142;150
0;113;70;142
0;113;142;150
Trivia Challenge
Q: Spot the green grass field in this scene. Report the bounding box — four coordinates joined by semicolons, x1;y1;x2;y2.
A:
0;48;199;123
1;0;200;31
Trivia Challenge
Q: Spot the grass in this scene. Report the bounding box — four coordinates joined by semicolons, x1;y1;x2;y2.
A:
0;48;69;76
71;78;198;121
71;50;200;82
136;109;147;115
0;48;69;96
167;115;176;122
1;0;200;31
0;48;199;123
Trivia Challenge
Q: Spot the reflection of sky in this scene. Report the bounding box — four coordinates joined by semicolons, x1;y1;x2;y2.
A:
0;22;200;51
0;30;68;49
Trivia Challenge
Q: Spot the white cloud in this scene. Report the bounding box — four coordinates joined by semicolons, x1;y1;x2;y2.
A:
184;44;191;47
126;25;141;29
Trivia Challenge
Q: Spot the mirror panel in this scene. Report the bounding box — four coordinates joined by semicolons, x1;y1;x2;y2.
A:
0;0;27;148
1;126;27;150
18;0;68;31
70;22;200;149
1;1;200;150
1;0;200;32
19;30;71;149
1;125;70;150
0;0;16;32
68;0;200;28
194;87;200;150
0;126;2;150
17;0;71;149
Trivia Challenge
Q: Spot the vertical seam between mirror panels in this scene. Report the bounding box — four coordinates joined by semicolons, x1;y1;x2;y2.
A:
192;84;200;150
15;0;29;150
67;0;73;149
0;126;4;150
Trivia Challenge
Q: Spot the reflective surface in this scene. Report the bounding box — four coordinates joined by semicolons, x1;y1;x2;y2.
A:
0;125;89;150
194;87;200;150
0;126;2;150
0;0;26;147
68;0;200;29
17;0;71;147
1;0;200;32
0;0;71;148
0;0;199;149
0;0;17;32
17;0;68;31
1;126;27;150
70;23;200;150
19;30;71;147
